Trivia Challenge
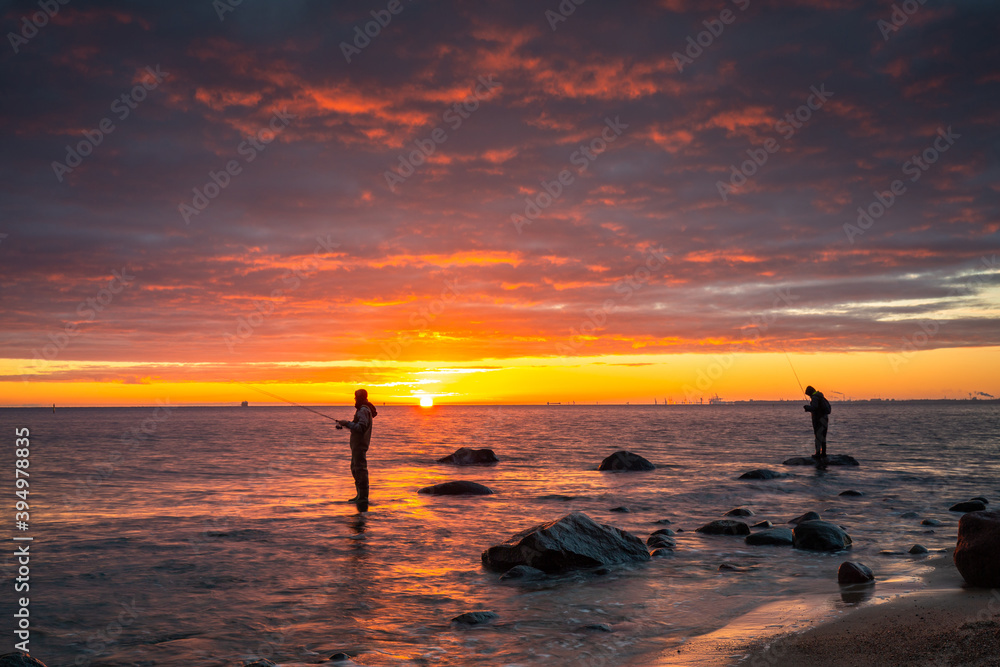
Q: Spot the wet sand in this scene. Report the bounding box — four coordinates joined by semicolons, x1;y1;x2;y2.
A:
645;552;1000;666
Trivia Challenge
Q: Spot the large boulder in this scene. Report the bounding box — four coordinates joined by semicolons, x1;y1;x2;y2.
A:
481;512;650;573
696;520;750;536
419;481;494;495
953;510;1000;588
793;520;852;551
782;454;859;466
437;447;500;465
838;561;874;584
0;654;48;667
950;500;988;513
598;451;655;471
745;528;794;546
739;469;786;480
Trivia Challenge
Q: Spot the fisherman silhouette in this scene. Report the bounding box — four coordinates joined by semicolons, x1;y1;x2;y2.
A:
803;385;831;459
336;389;377;503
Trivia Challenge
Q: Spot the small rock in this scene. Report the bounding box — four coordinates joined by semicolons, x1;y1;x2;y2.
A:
954;510;1000;587
499;565;546;581
921;518;942;526
793;520;852;551
646;534;677;549
609;506;631;513
650;528;676;536
745;528;794;546
452;611;499;625
675;528;685;532
718;563;741;571
650;548;673;558
739;469;786;480
839;490;864;497
971;496;989;505
598;450;655;471
838;561;875;584
751;520;773;529
951;500;988;513
899;511;920;519
419;481;495;496
329;655;351;663
788;511;821;525
696;520;750;536
652;518;672;525
909;544;929;554
437;447;500;465
726;507;755;517
580;623;612;632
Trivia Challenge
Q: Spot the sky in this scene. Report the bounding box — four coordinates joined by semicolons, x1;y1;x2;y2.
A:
1;0;999;406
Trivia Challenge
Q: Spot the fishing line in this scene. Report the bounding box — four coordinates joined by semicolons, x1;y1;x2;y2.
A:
238;383;340;423
782;348;805;394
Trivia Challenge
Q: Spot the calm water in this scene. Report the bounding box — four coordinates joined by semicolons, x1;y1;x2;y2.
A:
1;402;998;666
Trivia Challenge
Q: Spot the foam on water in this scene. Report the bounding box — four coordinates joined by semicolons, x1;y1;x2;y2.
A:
1;402;997;665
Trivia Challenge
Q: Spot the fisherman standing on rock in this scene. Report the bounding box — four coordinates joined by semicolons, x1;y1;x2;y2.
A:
803;385;832;459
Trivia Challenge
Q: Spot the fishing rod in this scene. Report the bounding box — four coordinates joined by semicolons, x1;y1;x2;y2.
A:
781;348;805;394
238;383;342;426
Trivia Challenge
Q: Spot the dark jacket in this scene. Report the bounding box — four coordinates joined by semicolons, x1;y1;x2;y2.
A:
344;404;373;450
804;391;831;425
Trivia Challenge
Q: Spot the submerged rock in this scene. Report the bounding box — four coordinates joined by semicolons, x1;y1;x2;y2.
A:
244;661;278;667
788;511;822;525
598;450;655;471
718;563;742;571
951;500;988;513
922;518;943;526
909;544;929;554
739;469;786;480
751;520;773;529
452;611;499;625
745;528;794;546
646;534;677;549
696;520;750;536
726;507;755;517
838;561;874;584
437;447;499;465
329;654;351;663
783;454;859;466
0;656;49;667
839;490;864;497
499;565;546;582
609;506;631;513
419;481;494;496
793;520;852;551
650;527;676;537
650;547;673;558
899;511;920;519
971;496;990;505
481;512;650;573
651;518;673;525
954;510;1000;588
580;623;613;632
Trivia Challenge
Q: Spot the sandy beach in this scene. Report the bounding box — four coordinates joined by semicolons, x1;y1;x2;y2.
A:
645;552;1000;666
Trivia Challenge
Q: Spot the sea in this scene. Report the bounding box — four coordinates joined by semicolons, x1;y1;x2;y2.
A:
1;402;998;667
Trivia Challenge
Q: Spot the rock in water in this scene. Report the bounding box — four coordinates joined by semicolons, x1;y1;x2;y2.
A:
739;469;786;480
922;518;942;526
419;481;494;495
696;520;750;536
0;654;49;667
745;528;794;546
598;451;655;471
481;512;650;573
499;565;546;582
954;510;1000;588
782;454;859;466
909;544;929;554
437;447;500;465
751;520;773;529
726;507;755;517
788;511;821;525
452;611;499;625
793;520;852;551
838;561;875;584
840;490;864;497
950;500;988;513
971;496;990;505
646;534;677;549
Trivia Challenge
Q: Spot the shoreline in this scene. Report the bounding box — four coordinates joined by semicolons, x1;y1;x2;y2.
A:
641;551;1000;666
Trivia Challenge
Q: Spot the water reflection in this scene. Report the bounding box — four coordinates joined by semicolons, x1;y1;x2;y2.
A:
839;583;876;604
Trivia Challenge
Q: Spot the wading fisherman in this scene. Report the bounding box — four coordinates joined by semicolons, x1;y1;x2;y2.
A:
803;385;831;459
336;389;377;503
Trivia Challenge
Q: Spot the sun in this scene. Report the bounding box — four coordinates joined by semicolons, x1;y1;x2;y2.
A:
419;395;434;407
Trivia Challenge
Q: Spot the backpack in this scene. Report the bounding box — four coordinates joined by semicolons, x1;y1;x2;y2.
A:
818;393;832;415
